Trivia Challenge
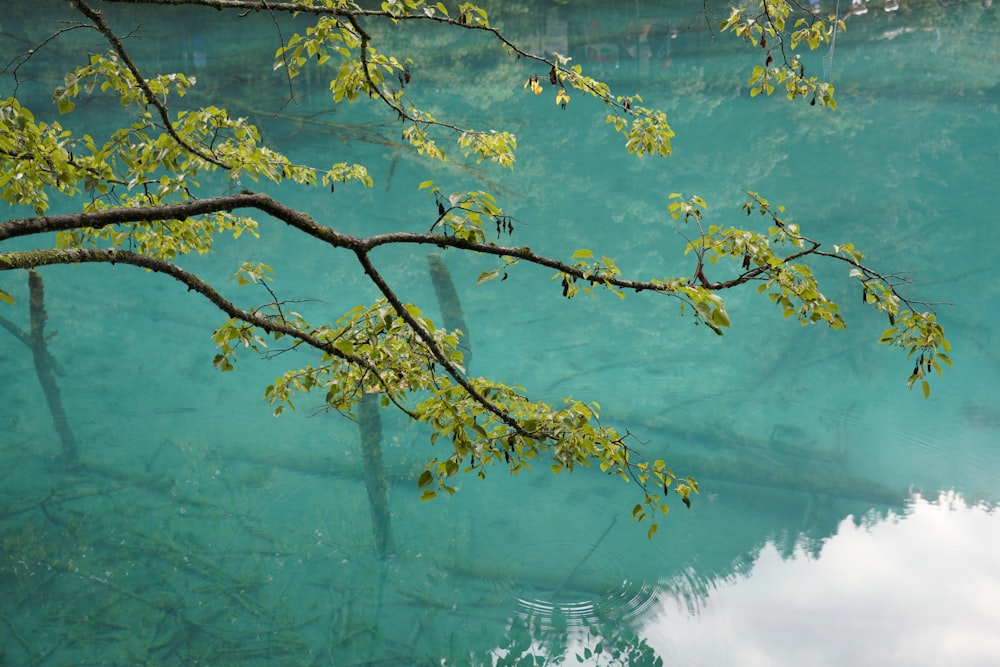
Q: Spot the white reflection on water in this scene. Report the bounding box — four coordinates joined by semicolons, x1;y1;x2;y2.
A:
641;491;1000;667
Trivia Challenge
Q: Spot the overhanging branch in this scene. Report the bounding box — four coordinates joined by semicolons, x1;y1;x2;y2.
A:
0;246;418;417
69;0;230;169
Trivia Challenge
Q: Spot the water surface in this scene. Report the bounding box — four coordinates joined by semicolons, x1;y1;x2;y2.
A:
1;1;999;665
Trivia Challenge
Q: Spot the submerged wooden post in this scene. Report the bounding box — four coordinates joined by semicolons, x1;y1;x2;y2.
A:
427;253;472;371
27;270;77;464
353;253;471;560
359;392;394;559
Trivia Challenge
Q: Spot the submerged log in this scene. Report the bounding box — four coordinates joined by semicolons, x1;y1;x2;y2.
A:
27;270;77;464
671;451;906;508
359;392;395;559
344;253;476;561
0;315;65;375
427;253;472;371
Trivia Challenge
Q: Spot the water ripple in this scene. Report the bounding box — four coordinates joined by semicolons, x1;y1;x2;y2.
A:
505;539;660;630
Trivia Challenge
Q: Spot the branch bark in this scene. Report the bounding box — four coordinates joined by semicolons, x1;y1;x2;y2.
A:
0;246;416;414
69;0;230;169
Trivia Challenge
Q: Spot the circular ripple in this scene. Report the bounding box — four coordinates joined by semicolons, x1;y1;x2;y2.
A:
505;539;660;629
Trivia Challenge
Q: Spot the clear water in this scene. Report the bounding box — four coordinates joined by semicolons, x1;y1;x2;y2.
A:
2;1;999;665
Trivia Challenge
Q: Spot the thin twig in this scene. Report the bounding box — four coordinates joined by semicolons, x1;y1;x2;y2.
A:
68;0;229;169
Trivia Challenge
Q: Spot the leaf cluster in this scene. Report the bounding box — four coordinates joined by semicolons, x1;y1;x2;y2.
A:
721;0;843;107
0;0;955;539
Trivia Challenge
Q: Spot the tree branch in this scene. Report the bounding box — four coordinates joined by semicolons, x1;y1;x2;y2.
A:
2;22;93;97
68;0;230;169
0;246;417;417
353;249;528;437
98;0;644;123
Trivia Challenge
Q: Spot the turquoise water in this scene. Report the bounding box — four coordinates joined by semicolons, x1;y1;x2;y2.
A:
2;1;999;664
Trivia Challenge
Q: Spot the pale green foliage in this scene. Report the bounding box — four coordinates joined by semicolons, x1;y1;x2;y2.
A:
212;317;272;373
402;120;447;161
858;273;952;398
227;289;691;535
53;52;196;114
546;58;676;157
325;162;374;189
55;206;259;261
257;300;465;415
274;16;361;81
721;0;843;107
232;261;275;286
736;194;845;328
759;260;843;327
660;188;953;395
555;249;626;300
54;50;370;193
288;0;357;8
884;312;951;398
455;2;490;26
411;372;695;539
0;98;93;214
37;50;371;260
420;182;506;243
457;130;517;168
621;107;673;157
381;0;488;24
276;3;511;170
0;0;952;539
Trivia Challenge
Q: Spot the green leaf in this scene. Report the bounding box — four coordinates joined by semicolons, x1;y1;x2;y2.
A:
0;288;14;306
476;268;500;286
417;469;433;488
711;304;730;328
420;489;437;501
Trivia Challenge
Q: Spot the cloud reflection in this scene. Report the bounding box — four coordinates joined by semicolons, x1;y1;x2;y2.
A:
642;491;1000;667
